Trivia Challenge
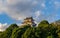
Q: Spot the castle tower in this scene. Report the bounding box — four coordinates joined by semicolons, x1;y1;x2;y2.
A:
22;17;36;27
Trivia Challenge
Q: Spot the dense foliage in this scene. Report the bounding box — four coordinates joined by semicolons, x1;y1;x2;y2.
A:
0;20;60;38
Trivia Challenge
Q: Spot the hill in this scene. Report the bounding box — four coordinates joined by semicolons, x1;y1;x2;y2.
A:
0;20;60;38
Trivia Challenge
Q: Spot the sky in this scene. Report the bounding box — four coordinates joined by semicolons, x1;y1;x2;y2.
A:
0;0;60;31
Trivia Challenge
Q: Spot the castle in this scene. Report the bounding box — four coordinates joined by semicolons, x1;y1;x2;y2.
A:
22;17;36;27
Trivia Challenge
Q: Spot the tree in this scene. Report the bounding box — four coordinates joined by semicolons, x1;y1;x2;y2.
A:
0;31;2;34
22;28;32;38
35;27;41;38
47;24;58;38
0;20;59;38
38;20;49;28
0;24;18;38
11;25;31;38
57;25;60;38
22;27;41;38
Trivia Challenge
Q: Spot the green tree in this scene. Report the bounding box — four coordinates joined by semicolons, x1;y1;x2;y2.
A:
11;25;31;38
47;24;58;38
0;24;18;38
0;31;2;33
57;25;60;38
35;27;41;38
38;20;49;28
22;27;41;38
0;20;59;38
22;28;32;38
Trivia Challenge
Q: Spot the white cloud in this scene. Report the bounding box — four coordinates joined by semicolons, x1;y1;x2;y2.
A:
0;0;59;23
35;11;41;18
0;0;47;21
0;0;47;22
0;23;8;31
0;0;39;20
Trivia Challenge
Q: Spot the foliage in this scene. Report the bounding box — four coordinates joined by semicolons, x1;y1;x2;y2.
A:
0;24;18;38
11;25;31;38
0;20;60;38
0;32;2;33
38;20;49;29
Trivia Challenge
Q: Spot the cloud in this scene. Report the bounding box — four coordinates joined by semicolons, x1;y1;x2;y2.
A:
0;23;8;31
0;0;38;20
0;0;44;30
0;0;60;23
35;11;41;18
0;0;45;21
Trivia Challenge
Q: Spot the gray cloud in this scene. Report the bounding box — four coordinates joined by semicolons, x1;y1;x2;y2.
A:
0;0;39;20
0;0;46;21
0;0;60;22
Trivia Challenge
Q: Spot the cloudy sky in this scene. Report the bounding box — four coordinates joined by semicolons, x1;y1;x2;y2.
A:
0;0;60;31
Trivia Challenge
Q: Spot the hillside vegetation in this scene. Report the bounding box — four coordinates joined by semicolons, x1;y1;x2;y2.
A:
0;20;60;38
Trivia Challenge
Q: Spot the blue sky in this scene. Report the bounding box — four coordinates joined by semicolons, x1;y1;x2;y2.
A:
0;13;21;24
0;0;60;31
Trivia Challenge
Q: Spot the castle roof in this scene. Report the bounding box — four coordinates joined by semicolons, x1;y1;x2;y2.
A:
24;17;34;21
